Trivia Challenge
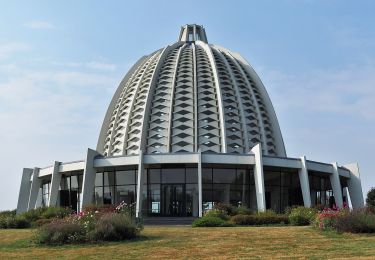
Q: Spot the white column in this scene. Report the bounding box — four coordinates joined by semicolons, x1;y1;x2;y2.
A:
136;151;145;218
81;148;99;209
198;149;203;217
331;162;344;208
344;163;364;209
48;161;61;207
251;143;266;212
28;167;41;210
16;168;33;214
299;156;312;207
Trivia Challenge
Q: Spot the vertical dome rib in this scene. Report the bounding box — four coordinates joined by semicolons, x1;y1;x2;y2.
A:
146;44;184;154
211;47;245;154
170;45;195;153
196;41;227;153
195;45;222;153
212;47;250;153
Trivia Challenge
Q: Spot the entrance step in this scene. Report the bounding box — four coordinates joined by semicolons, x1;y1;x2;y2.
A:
143;217;196;225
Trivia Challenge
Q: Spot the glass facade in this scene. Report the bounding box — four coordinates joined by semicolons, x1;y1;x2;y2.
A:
309;173;333;208
94;169;137;206
90;164;349;216
145;167;198;217
59;171;83;212
42;181;51;207
263;168;303;213
202;167;257;212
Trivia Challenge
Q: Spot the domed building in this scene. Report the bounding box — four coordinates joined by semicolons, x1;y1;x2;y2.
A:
17;25;364;217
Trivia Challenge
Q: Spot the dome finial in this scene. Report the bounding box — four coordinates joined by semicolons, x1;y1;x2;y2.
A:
178;24;208;43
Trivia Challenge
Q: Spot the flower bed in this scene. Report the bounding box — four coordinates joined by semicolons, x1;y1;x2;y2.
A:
35;202;142;245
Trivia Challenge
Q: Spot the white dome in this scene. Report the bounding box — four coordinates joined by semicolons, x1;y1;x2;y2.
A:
97;24;286;157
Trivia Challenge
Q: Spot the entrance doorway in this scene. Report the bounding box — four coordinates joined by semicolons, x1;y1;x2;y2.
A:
162;184;185;216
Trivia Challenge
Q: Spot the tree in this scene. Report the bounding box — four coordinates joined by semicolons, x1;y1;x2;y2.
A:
366;187;375;208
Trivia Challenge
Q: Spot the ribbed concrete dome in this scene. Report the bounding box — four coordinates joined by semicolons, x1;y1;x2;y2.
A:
97;24;286;157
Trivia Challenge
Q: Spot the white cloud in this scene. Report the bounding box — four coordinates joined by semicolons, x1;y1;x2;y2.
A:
262;65;375;120
86;61;117;71
23;21;55;29
0;43;29;59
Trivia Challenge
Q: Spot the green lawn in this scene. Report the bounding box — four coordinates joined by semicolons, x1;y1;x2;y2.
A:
1;226;375;259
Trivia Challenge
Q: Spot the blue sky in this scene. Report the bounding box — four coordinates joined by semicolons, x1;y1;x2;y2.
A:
0;0;374;210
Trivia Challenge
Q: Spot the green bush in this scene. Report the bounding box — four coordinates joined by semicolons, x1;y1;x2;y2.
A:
236;206;253;215
192;216;233;227
204;209;229;220
289;207;318;226
334;209;375;233
213;203;237;216
35;218;54;227
230;214;289;226
36;220;86;245
367;188;375;208
41;206;73;219
0;215;30;229
256;210;277;217
0;210;16;218
19;207;47;224
89;213;139;241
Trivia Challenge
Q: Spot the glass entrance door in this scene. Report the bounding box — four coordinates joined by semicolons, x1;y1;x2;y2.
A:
162;184;185;216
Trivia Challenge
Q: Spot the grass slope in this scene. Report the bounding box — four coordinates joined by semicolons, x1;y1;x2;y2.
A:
0;226;375;259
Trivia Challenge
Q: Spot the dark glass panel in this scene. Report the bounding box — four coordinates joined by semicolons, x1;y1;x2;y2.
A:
186;168;198;183
103;172;115;186
95;172;103;187
236;169;249;185
161;168;185;183
94;187;103;205
186;184;198;217
202;168;212;183
103;186;115;204
148;169;161;184
264;171;280;186
115;185;136;205
213;168;236;183
148;184;161;214
116;170;136;185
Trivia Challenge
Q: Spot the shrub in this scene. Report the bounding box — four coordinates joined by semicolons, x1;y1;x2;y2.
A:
213;203;237;216
289;207;318;226
256;210;277;217
19;207;47;224
334;209;375;233
204;209;229;220
35;218;54;227
236;206;253;215
367;188;375;209
41;206;73;219
192;216;232;227
89;213;139;241
0;210;16;218
313;208;343;230
230;214;289;226
36;220;86;244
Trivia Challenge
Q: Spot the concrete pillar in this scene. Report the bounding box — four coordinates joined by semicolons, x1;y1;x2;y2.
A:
251;143;266;212
48;161;61;207
28;167;41;210
198;149;203;217
299;156;312;207
81;148;99;209
344;163;364;209
136;151;145;218
331;162;344;208
16;168;33;214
